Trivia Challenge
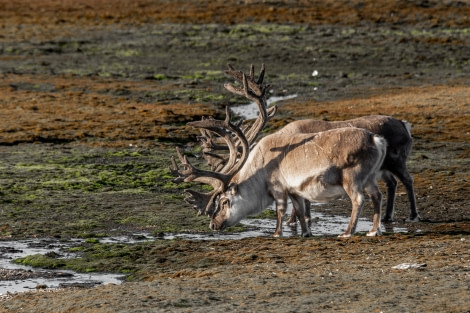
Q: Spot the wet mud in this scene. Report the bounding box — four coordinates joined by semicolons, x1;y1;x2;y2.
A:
0;0;469;312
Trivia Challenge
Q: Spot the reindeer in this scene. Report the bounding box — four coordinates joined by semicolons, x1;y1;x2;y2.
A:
200;65;419;225
171;65;387;238
280;116;419;225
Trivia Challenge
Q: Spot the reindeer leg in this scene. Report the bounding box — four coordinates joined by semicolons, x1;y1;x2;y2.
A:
381;171;397;222
365;181;383;236
286;195;297;226
339;185;365;238
290;195;312;237
273;194;288;237
304;199;312;226
393;168;420;222
286;198;311;226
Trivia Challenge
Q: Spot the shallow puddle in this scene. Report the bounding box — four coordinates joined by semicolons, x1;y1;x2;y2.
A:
167;209;408;240
0;210;407;295
0;239;125;295
231;94;298;119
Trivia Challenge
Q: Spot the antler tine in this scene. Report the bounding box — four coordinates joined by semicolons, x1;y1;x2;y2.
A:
170;146;229;216
225;63;266;96
249;64;255;82
170;147;230;187
202;151;228;171
198;128;229;152
256;63;265;85
267;105;277;118
197;117;244;152
224;75;266;99
198;126;236;171
225;69;271;145
184;189;219;216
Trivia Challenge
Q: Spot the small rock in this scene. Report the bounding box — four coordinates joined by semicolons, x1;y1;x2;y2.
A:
392;263;427;270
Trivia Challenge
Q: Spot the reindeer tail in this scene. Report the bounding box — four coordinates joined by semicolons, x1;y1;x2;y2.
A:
373;134;387;171
401;120;412;137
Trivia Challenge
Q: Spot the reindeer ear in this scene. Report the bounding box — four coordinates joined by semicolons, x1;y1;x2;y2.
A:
228;183;237;195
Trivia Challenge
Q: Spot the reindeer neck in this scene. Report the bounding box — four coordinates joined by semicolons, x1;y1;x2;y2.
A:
230;162;273;219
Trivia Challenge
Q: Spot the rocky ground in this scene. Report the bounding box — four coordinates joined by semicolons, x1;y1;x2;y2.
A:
0;0;469;312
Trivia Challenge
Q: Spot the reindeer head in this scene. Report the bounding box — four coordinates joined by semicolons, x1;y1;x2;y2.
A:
170;106;249;215
170;64;276;230
209;182;244;231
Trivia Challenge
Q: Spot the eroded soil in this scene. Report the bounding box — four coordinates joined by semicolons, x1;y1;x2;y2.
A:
0;0;469;312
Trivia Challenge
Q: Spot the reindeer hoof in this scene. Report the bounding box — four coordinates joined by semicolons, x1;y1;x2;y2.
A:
338;233;352;238
301;231;312;238
366;229;382;237
406;215;421;223
286;218;296;226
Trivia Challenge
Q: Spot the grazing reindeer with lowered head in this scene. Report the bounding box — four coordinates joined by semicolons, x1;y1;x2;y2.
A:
171;64;387;237
200;65;419;225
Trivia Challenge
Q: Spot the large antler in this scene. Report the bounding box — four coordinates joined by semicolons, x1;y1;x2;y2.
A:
170;147;225;216
199;64;277;171
170;107;250;216
197;117;243;172
171;64;276;216
224;63;277;145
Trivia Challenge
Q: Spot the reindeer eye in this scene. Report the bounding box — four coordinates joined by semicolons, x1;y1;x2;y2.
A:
222;198;230;207
212;197;230;218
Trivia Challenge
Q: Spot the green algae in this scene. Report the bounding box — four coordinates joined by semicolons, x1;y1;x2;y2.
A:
12;239;203;277
0;144;214;238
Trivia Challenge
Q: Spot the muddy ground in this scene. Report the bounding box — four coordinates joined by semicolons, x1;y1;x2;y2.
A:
0;0;469;312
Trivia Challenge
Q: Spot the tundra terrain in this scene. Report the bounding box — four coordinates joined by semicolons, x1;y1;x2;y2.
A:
0;1;469;312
